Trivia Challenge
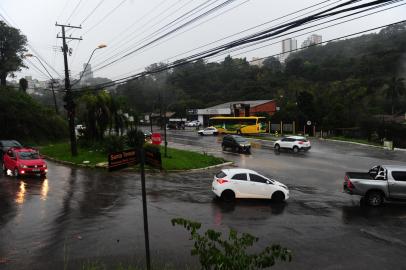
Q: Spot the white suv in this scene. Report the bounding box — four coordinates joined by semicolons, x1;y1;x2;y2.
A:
212;168;289;202
274;136;311;153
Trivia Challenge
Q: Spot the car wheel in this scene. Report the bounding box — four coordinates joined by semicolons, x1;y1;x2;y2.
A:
293;146;299;153
222;145;226;151
213;132;218;136
366;191;384;206
221;190;235;202
272;191;285;203
274;144;280;151
14;168;19;178
233;146;239;152
237;130;241;135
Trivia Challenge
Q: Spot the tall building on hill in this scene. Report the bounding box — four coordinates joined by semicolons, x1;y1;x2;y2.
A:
279;38;297;63
301;34;322;48
80;63;94;84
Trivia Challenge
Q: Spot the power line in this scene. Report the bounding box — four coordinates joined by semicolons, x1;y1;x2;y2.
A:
91;0;196;63
0;10;63;79
92;0;238;73
209;0;405;61
65;0;84;24
82;0;127;35
80;0;106;25
77;16;405;91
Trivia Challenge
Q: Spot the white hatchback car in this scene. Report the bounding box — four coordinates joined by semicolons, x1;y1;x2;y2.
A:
274;136;311;153
198;126;218;136
212;168;289;202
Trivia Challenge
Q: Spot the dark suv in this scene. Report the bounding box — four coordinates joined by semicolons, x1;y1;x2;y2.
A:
221;135;251;153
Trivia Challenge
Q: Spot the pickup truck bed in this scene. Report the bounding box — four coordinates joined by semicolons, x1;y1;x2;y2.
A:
345;172;374;180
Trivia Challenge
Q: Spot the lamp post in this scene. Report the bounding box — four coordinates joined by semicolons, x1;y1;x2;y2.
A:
25;53;59;114
71;44;107;87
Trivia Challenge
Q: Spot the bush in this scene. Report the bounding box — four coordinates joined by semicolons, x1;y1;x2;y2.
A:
172;218;292;270
103;135;125;153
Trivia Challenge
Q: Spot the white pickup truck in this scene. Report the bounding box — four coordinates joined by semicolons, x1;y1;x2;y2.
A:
343;165;406;206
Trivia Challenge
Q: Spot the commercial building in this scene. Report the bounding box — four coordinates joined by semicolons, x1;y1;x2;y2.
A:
194;100;277;126
279;38;297;63
301;34;322;48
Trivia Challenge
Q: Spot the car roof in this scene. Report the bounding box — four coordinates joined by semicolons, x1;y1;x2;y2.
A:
282;136;307;139
0;140;21;144
382;165;406;171
222;168;260;175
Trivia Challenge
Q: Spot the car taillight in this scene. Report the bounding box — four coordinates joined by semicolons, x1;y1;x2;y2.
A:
345;176;355;190
298;141;304;144
217;179;229;184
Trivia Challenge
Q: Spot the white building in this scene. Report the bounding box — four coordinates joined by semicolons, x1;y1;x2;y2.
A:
80;63;94;84
279;38;297;63
301;34;322;48
250;57;264;67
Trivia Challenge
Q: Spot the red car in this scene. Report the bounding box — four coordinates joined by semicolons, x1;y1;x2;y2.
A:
2;147;47;178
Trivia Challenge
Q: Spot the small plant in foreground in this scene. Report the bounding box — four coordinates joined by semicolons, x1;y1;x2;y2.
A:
171;218;292;270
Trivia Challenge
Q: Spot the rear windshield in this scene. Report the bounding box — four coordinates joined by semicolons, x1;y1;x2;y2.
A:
3;141;21;147
18;151;40;160
216;171;227;178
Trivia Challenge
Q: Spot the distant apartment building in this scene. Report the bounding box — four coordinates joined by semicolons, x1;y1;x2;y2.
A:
301;34;322;48
80;63;94;84
279;38;297;63
250;57;264;67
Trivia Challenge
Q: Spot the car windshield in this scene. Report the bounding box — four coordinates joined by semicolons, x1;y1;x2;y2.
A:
18;151;40;160
234;137;247;143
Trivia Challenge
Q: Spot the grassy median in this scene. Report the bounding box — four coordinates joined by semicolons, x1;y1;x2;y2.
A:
40;142;225;171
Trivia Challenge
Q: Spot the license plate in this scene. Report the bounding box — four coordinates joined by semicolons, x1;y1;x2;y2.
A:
32;169;40;172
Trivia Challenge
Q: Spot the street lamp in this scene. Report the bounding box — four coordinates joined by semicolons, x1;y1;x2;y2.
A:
71;44;107;87
24;53;59;114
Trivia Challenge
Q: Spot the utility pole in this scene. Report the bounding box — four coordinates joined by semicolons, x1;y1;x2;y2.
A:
56;23;82;156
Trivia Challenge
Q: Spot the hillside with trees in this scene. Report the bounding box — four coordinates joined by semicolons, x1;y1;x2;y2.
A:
115;23;406;146
0;87;68;143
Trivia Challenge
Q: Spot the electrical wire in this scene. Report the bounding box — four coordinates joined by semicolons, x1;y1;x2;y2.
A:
91;0;196;63
91;0;238;72
208;0;405;62
65;0;84;24
80;0;106;25
82;0;127;36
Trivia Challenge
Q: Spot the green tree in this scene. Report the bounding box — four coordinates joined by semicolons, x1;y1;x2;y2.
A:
384;76;405;115
0;21;28;86
19;77;28;92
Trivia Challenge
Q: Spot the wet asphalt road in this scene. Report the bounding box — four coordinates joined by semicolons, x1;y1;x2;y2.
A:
1;131;406;269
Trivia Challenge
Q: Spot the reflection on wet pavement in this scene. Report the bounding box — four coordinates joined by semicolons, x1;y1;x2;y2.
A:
0;132;406;269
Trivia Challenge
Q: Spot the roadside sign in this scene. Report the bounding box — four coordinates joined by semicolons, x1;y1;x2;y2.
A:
108;149;138;170
151;133;162;145
145;147;162;169
307;120;312;126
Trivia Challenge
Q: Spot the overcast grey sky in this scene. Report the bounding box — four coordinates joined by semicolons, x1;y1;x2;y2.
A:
1;0;405;82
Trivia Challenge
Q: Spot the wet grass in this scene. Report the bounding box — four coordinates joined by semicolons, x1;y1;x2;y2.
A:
40;143;225;170
40;142;106;166
161;147;225;171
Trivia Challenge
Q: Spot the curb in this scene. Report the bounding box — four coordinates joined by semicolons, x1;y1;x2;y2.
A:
42;155;97;169
42;155;233;173
167;161;234;173
320;138;386;149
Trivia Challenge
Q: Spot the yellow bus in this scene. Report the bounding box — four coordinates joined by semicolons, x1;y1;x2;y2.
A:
209;116;267;134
